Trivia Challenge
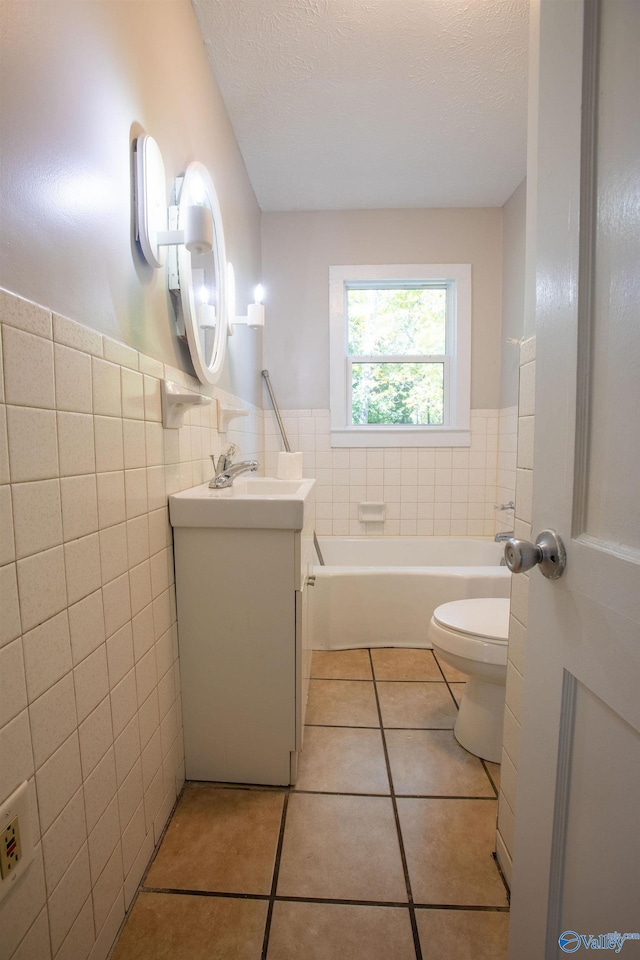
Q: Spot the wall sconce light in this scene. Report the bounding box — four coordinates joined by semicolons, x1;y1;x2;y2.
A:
232;284;266;331
135;135;214;267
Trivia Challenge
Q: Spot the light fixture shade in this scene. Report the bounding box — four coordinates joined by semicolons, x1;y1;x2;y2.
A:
183;204;213;255
135;135;168;268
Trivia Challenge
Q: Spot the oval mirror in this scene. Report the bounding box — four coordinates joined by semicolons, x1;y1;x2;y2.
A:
175;162;227;385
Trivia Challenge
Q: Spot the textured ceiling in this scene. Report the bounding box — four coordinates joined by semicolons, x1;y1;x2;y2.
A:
192;0;529;211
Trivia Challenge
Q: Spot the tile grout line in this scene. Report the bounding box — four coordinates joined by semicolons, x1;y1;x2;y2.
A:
141;884;510;911
368;649;424;960
260;789;290;960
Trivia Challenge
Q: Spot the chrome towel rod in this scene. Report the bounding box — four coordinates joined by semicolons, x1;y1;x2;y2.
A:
261;369;325;566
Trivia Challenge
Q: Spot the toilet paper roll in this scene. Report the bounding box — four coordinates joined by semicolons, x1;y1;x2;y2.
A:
277;451;303;480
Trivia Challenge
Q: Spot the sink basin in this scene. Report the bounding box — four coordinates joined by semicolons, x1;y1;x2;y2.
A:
169;477;316;530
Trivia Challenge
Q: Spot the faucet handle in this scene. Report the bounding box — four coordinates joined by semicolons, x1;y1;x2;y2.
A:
224;443;237;460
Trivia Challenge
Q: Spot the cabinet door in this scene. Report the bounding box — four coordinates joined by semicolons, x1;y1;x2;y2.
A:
295;581;312;749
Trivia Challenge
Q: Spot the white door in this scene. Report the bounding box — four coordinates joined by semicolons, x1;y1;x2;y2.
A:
508;1;640;957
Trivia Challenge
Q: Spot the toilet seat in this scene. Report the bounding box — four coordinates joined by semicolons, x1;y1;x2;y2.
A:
433;598;510;642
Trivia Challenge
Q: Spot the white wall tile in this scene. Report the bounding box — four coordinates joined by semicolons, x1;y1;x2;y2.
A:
0;483;16;565
12;479;63;559
0;407;9;485
117;760;143;833
74;646;109;724
54;896;94;960
0;638;27;728
124;468;147;519
35;732;82;833
122;419;146;469
7;406;59;482
87;795;120;887
103;338;137;370
0;289;51;338
68;591;106;666
8;906;52;960
41;786;87;896
17;545;67;633
129;560;152;617
0;844;47;958
121;368;144;421
54;343;93;414
91;359;121;418
47;845;91;954
53;313;102;357
64;533;101;604
92;845;123;937
57;412;96;476
94;417;124;473
2;326;55;408
110;669;137;739
60;475;99;541
83;748;117;835
143;376;162;422
126;515;150;567
22;612;72;703
96;471;126;529
78;697;113;780
99;523;128;585
29;673;78;769
114;716;141;787
102;573;131;639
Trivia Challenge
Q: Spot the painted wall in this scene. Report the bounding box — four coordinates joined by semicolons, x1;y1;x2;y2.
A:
0;0;262;405
500;179;527;407
261;208;503;411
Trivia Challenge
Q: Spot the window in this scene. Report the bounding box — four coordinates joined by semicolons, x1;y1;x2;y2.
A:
329;264;471;447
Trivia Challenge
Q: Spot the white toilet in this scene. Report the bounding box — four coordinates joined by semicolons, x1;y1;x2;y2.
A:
428;597;510;763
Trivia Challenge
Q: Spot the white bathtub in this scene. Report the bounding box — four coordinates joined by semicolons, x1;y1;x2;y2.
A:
311;537;511;650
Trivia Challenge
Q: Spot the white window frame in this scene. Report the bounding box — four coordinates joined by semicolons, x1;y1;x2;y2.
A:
329;264;471;448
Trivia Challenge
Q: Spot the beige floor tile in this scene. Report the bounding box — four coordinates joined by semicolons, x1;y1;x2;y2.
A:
397;798;508;906
434;654;469;682
485;761;501;790
385;730;496;797
311;649;373;680
377;682;458;729
145;785;284;894
277;794;407;902
371;648;442;681
111;892;267;960
450;682;466;704
416;908;509;960
295;726;389;794
305;679;379;727
267;901;416;960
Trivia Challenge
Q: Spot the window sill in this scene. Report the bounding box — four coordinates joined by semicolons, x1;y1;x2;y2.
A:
330;427;471;448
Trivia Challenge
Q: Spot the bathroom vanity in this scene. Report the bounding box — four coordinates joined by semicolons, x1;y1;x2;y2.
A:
169;477;315;785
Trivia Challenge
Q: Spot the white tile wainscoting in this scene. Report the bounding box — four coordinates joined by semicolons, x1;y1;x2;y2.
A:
496;336;536;886
265;408;517;539
0;288;262;960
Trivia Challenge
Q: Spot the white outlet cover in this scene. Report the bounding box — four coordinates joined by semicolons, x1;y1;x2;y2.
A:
0;781;34;904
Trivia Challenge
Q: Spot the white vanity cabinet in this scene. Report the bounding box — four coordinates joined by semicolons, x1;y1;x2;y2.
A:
169;479;315;786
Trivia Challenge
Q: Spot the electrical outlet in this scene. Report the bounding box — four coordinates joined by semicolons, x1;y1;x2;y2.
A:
0;782;34;904
0;817;22;877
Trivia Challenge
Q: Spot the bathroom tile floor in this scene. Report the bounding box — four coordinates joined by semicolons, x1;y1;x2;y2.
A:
111;648;509;960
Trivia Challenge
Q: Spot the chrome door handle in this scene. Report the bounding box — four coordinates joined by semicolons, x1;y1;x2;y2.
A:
504;530;567;579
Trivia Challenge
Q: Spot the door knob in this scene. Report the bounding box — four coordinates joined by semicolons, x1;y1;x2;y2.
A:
504;530;566;579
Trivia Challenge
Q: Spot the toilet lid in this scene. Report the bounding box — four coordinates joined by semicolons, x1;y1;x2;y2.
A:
433;598;510;642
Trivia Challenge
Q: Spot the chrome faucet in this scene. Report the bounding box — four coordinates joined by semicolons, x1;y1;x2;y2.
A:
494;530;515;543
209;445;260;488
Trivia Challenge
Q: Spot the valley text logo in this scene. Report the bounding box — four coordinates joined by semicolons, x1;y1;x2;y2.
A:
559;931;640;953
